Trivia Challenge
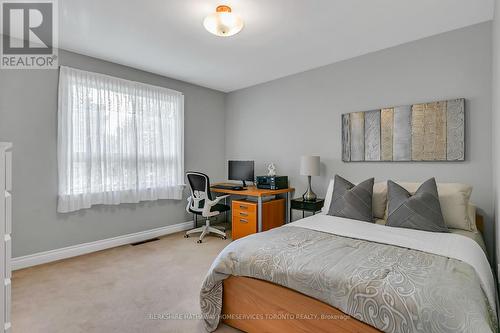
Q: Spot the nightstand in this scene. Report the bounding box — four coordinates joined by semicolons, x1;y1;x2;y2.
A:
290;198;325;220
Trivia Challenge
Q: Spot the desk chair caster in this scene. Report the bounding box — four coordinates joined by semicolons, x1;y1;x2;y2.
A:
185;221;227;243
183;234;204;243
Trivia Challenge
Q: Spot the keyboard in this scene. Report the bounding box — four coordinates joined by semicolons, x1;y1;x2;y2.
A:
212;184;245;191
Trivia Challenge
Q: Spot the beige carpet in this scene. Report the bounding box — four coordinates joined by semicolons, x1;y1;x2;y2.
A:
12;230;240;333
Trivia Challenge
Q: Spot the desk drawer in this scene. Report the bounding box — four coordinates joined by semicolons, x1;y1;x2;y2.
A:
232;209;256;220
232;200;257;240
231;215;257;240
232;201;257;214
231;199;257;242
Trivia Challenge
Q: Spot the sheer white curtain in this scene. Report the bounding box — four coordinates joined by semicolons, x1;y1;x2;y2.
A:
57;66;184;213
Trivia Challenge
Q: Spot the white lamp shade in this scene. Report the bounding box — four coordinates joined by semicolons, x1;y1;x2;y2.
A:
300;156;320;176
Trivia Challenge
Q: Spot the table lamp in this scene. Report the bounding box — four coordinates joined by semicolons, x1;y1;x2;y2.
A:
300;155;320;201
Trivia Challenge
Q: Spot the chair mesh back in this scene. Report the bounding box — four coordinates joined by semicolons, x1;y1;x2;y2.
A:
186;172;213;200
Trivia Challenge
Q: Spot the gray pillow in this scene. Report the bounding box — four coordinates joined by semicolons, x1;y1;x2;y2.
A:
386;178;448;232
328;175;374;222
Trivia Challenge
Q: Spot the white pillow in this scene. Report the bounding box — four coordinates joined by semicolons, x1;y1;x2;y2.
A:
321;177;335;214
467;203;477;232
372;182;387;219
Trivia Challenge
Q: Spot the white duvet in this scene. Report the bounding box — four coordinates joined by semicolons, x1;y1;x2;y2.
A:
288;214;498;317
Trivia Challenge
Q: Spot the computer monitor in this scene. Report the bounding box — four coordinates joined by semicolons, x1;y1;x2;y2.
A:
228;160;254;187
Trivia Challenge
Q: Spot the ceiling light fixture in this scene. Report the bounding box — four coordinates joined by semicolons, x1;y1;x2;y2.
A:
203;5;244;37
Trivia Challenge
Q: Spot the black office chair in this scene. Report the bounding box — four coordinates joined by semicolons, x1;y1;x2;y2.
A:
185;172;230;243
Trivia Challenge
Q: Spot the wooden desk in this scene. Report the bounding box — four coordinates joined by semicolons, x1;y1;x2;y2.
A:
211;184;294;232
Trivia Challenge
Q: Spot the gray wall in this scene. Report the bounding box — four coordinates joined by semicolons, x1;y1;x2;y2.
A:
0;50;226;257
0;23;494;260
225;23;495;258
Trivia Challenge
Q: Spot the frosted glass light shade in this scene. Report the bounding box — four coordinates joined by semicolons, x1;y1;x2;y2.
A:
300;156;320;176
203;5;244;37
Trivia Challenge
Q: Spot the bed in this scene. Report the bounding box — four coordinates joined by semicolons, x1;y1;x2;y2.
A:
200;182;497;333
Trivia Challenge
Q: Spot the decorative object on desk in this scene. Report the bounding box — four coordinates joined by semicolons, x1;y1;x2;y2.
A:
341;98;465;162
267;163;276;176
300;155;320;201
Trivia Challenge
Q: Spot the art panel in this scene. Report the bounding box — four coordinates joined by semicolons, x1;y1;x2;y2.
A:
422;102;446;161
349;112;365;162
393;106;412;161
446;99;465;161
341;114;351;162
380;108;394;161
364;110;381;161
411;104;425;161
341;99;465;162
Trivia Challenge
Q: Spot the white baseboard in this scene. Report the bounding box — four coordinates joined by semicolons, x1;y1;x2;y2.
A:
12;220;194;270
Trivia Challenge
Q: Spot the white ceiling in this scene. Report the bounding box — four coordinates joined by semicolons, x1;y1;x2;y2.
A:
60;0;494;92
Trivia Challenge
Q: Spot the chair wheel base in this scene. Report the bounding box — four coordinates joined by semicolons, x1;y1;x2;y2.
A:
197;240;202;244
222;236;227;240
184;234;189;238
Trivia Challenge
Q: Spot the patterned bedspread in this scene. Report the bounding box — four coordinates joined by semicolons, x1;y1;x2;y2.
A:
200;224;497;332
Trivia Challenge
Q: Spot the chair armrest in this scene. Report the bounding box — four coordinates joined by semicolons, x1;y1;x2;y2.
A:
185;196;192;214
211;195;229;205
202;195;229;217
186;196;206;214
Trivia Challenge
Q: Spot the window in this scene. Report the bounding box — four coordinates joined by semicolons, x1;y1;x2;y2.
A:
57;66;184;213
